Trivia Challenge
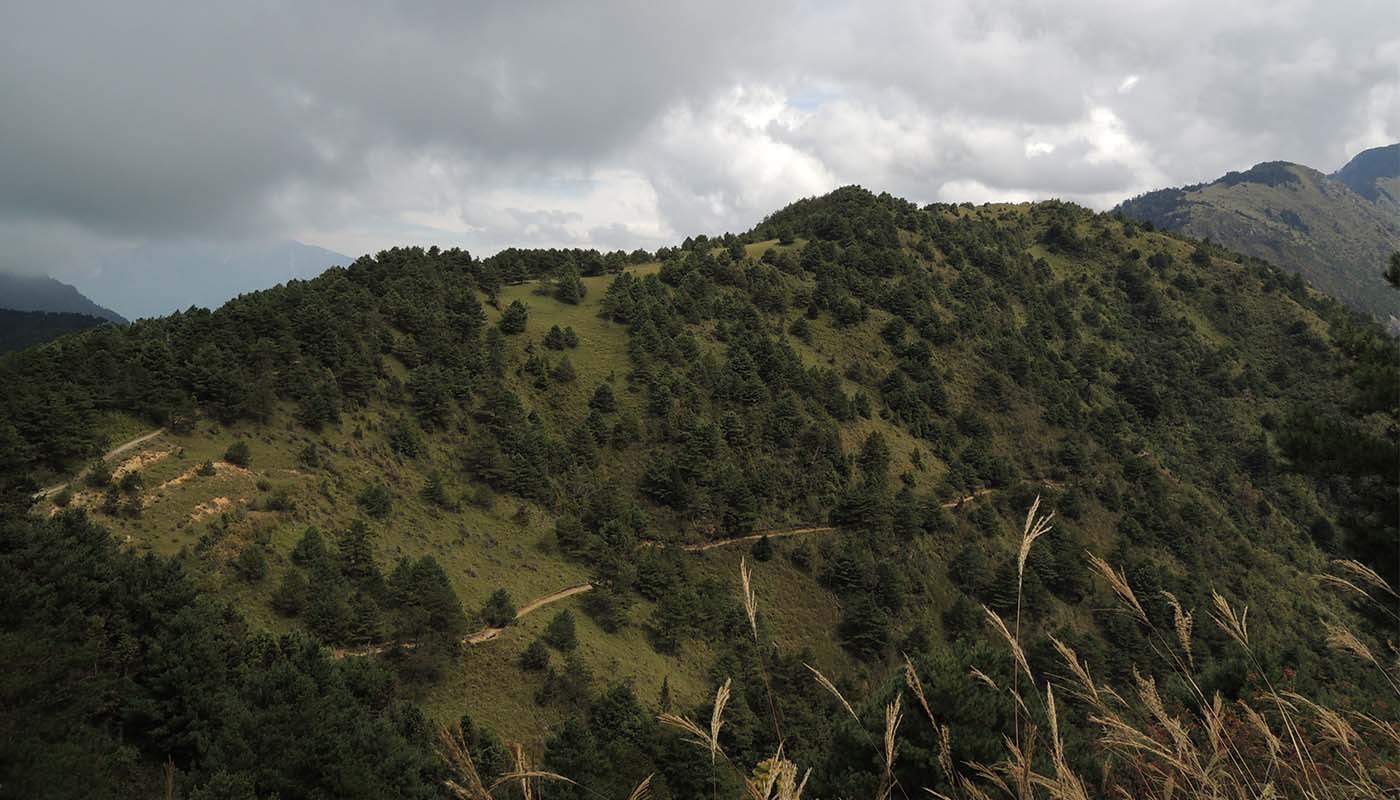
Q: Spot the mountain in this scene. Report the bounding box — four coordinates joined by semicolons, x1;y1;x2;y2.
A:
0;271;127;323
0;308;113;353
1115;145;1400;324
73;239;351;320
1332;142;1400;209
2;191;1395;797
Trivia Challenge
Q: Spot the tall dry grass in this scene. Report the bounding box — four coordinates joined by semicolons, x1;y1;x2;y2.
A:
670;498;1399;799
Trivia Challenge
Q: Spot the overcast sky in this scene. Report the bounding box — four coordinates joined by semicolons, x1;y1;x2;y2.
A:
2;0;1397;277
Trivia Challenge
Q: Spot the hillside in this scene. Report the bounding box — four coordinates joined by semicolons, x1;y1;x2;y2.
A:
0;271;127;323
0;308;113;352
2;192;1396;798
1115;146;1400;324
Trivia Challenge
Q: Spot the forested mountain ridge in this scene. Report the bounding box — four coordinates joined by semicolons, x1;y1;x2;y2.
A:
0;307;113;353
2;189;1396;798
1114;144;1400;324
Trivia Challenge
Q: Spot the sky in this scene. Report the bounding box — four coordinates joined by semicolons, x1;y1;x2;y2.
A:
1;0;1397;283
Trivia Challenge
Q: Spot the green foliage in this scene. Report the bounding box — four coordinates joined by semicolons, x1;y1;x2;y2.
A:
499;300;529;334
357;483;393;518
521;638;551;670
481;588;515;627
545;609;578;652
233;544;267;582
0;512;442;799
222;440;251;467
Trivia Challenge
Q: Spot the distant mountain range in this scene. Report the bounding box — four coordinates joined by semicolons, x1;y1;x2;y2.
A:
73;239;351;320
0;272;124;352
1116;143;1400;323
0;271;127;323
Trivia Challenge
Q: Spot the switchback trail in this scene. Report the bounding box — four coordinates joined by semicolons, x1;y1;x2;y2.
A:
32;428;166;499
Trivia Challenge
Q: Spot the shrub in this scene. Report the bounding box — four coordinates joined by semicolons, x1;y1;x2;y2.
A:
750;534;773;562
271;570;309;616
234;544;268;583
544;610;577;652
481;589;515;627
551;357;577;383
357;484;393;518
223;441;251;467
85;460;112;488
196;460;217;476
520;639;550;671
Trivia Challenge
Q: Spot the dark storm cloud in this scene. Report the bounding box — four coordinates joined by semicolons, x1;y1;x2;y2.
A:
0;0;1394;280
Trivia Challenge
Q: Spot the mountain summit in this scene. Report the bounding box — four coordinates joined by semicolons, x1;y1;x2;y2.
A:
1115;144;1400;323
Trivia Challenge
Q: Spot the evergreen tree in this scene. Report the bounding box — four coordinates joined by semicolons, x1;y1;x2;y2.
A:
555;265;586;304
499;300;529;334
589;382;617;413
482;588;515;627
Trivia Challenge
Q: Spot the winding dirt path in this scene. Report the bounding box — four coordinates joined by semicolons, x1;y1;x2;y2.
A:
334;581;595;658
332;482;1061;658
32;428;165;500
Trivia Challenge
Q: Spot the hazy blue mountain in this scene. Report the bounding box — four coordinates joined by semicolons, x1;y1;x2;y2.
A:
1116;145;1400;324
76;239;351;319
0;272;127;323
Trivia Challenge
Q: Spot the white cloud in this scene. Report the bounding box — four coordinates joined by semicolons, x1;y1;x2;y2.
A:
1;0;1395;294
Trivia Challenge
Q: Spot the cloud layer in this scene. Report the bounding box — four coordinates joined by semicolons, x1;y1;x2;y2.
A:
2;0;1396;273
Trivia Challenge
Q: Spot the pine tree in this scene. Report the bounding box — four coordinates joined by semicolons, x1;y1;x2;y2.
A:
481;588;515;627
555;265;586;304
498;300;529;334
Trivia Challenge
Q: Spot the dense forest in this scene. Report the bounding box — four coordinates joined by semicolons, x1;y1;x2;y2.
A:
0;308;113;353
2;189;1396;798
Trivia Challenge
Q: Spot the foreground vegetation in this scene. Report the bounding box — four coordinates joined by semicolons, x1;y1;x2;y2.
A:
1;188;1395;797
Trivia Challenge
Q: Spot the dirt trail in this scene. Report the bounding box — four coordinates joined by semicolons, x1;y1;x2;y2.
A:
645;488;998;552
334;582;595;657
465;583;595;644
331;483;1059;659
32;429;166;499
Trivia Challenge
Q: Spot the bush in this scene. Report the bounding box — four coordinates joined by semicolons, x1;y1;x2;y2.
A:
750;534;773;562
551;357;577;384
271;570;310;616
422;471;453;509
52;488;73;508
544;609;577;652
469;484;495;511
481;589;515;627
196;460;217;476
520;639;551;671
544;325;568;350
298;443;322;468
234;544;268;583
223;441;251;467
357;484;393;518
85;460;112;488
